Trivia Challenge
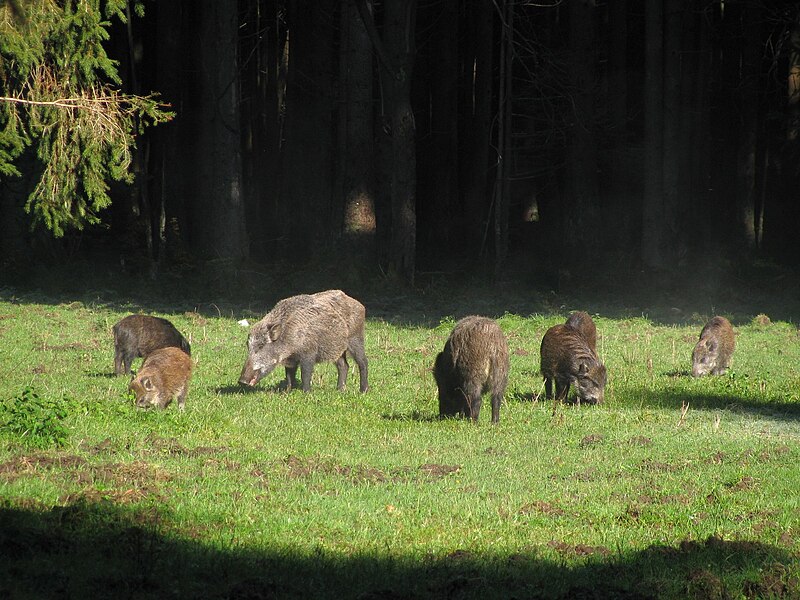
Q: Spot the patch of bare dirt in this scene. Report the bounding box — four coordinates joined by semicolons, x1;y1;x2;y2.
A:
725;476;756;492
628;436;653;447
519;500;566;516
419;464;460;478
580;434;604;447
0;454;87;482
639;458;681;473
546;540;610;557
686;569;729;600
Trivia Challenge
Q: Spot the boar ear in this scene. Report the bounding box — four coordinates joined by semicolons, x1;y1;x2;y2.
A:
267;323;282;341
707;340;718;352
142;377;154;391
577;362;589;375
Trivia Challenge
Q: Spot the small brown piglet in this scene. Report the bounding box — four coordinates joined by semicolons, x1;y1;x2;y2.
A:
692;316;735;377
129;347;193;410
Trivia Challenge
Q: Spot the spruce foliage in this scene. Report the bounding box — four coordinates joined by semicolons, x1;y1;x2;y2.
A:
0;0;171;236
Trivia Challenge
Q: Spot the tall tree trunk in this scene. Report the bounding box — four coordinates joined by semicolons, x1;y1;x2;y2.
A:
661;0;681;263
339;0;376;257
565;0;598;263
464;0;493;252
493;0;513;276
735;2;760;250
642;0;665;269
282;0;335;262
355;0;417;285
194;0;248;262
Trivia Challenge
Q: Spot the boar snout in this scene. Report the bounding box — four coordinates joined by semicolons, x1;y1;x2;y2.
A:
239;358;272;387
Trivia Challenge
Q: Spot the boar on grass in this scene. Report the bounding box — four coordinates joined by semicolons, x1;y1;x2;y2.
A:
692;316;735;377
433;316;509;423
239;290;369;393
540;323;606;413
113;314;191;375
129;347;193;410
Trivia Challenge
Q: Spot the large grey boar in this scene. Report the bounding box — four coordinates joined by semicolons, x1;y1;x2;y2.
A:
239;290;369;393
129;347;193;410
540;323;606;411
692;316;735;377
433;316;509;423
113;314;191;375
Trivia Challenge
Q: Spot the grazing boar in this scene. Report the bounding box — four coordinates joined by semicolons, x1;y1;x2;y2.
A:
128;347;193;410
113;314;191;375
540;324;606;410
565;311;597;353
692;316;735;377
238;290;369;393
433;316;510;423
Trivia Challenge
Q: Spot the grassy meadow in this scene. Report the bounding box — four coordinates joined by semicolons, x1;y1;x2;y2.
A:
1;276;799;599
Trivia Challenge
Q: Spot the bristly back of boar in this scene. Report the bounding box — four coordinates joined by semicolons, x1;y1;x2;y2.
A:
433;315;509;423
565;311;597;353
692;316;735;377
113;314;191;375
540;324;606;407
239;290;368;392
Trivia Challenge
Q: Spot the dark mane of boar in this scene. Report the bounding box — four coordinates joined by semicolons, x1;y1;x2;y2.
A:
239;290;369;392
540;323;606;409
128;346;193;410
433;315;509;423
692;316;735;377
113;314;191;375
565;311;597;353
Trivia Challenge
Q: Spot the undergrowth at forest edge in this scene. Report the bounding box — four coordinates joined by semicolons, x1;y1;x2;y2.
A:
0;288;798;599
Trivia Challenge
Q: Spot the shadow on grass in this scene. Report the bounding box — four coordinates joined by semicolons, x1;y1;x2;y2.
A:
1;501;797;600
85;372;120;379
381;410;442;423
215;384;263;395
629;386;800;422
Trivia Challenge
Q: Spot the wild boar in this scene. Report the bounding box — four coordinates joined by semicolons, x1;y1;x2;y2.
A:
239;290;369;393
565;311;597;353
433;316;510;423
692;316;735;377
540;323;606;411
113;314;191;375
128;346;193;410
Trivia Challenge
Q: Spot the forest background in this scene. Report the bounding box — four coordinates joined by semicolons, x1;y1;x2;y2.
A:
2;0;800;295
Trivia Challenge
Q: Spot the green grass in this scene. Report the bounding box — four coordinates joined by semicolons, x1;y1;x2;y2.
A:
0;289;798;599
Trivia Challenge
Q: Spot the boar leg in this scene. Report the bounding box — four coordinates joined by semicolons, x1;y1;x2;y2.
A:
335;354;349;391
348;337;370;393
460;384;482;421
553;377;570;415
177;384;188;411
490;387;505;424
299;360;315;392
544;376;553;400
284;366;299;391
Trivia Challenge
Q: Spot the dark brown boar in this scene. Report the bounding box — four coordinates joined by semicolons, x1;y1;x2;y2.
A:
565;311;597;353
540;324;606;411
433;316;510;423
239;290;369;393
128;347;193;410
692;316;735;377
113;314;191;375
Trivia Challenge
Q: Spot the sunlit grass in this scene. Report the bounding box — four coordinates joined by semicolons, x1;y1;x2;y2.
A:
0;294;798;598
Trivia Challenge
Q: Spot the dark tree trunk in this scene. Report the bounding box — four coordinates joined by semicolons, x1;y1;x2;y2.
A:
493;0;513;276
339;0;376;258
642;0;665;269
281;0;335;262
193;0;248;262
356;0;417;285
463;0;494;252
735;2;761;250
564;0;598;262
660;0;681;262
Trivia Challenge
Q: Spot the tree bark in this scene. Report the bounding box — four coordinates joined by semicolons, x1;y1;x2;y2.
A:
564;0;598;262
194;0;248;262
282;0;335;262
355;0;417;285
340;0;376;252
464;0;493;251
642;0;665;269
493;0;513;276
